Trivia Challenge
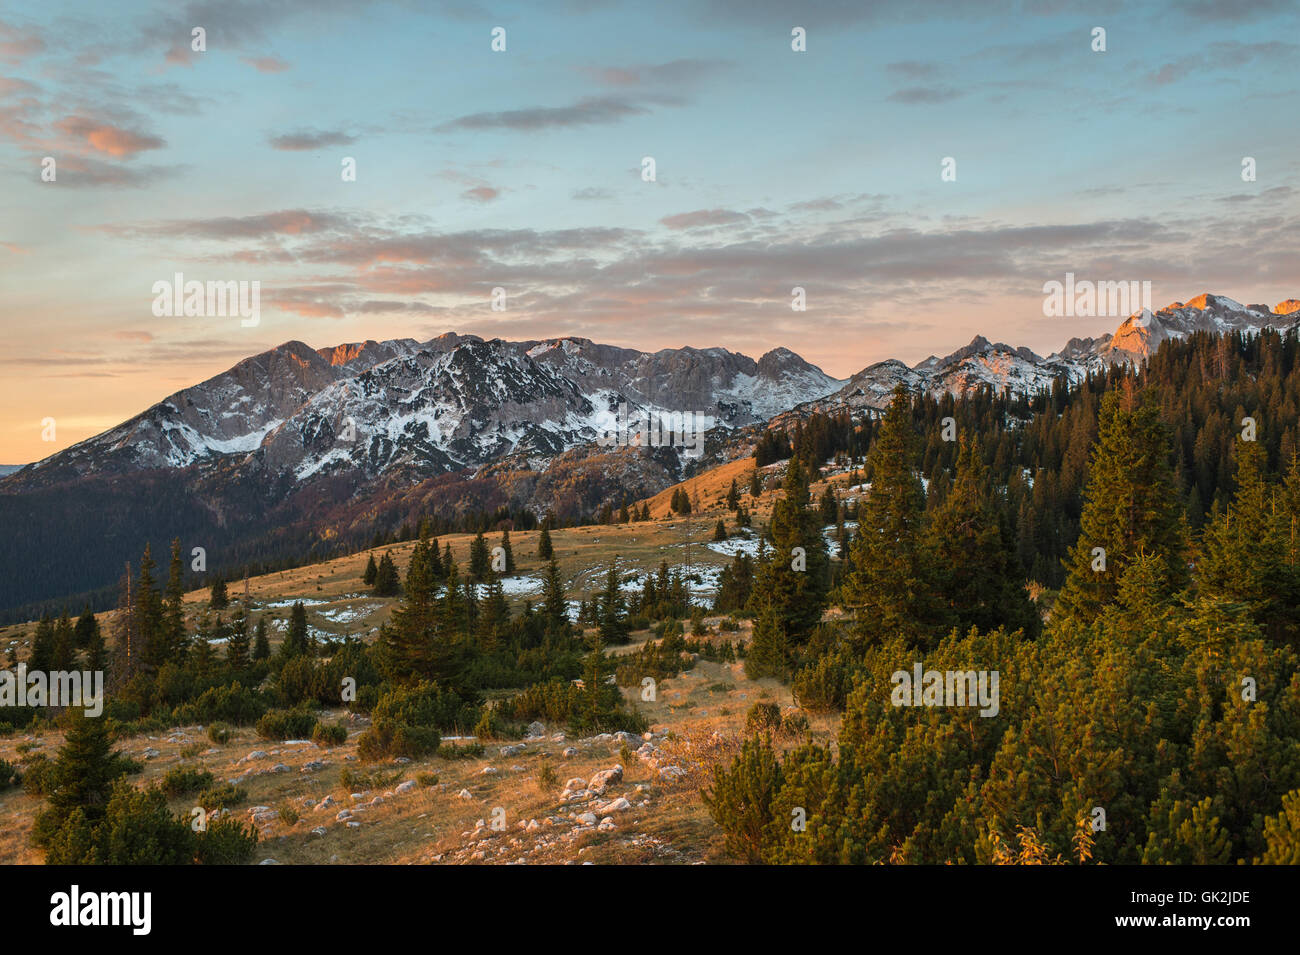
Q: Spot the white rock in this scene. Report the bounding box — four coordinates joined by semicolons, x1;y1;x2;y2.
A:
395;780;417;794
599;797;631;816
458;789;474;800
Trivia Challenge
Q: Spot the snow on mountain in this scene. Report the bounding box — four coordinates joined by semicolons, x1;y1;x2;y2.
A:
22;334;843;487
806;293;1300;412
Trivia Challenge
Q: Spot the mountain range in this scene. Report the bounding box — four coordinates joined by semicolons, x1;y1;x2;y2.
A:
2;292;1297;618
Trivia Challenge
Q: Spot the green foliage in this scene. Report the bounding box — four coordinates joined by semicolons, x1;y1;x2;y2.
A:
312;721;348;747
196;783;248;809
161;766;215;797
744;702;782;736
255;708;318;741
703;736;784;864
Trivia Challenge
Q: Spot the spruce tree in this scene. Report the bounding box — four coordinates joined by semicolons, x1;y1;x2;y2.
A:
209;577;229;610
1055;386;1187;625
162;539;186;663
362;554;378;585
29;614;55;672
596;561;630;645
252;617;270;661
32;710;131;849
373;551;401;596
469;531;491;581
924;439;1039;637
500;529;516;574
714;518;728;541
750;469;762;498
727;479;741;511
841;385;937;643
542;558;570;635
538;526;554;560
748;458;830;650
226;607;251;673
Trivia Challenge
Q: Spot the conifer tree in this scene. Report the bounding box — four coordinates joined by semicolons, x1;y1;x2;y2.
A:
362;553;378;585
252;617;270;661
162;539;186;663
841;386;938;643
282;601;311;658
714;518;728;541
373;550;401;596
209;577;229;610
1055;386;1187;625
541;559;569;635
727;479;741;511
750;469;762;498
29;614;55;672
924;439;1039;637
538;526;554;560
226;607;251;673
500;529;516;574
469;531;491;581
596;561;630;644
136;544;166;670
32;710;131;849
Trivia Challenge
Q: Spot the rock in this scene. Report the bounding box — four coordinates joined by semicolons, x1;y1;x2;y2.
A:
563;777;587;791
315;796;338;811
526;819;540;832
141;748;161;759
252;810;277;824
525;721;545;738
258;859;280;865
394;756;411;764
576;812;597;827
270;764;290;774
395;780;417;794
311;827;327;837
336;810;353;821
599;797;631;816
369;796;384;806
241;750;268;763
562;747;578;758
659;766;687;780
598;817;617;831
642;732;654;741
347;821;361;829
458;789;474;800
588;765;624;794
301;760;326;773
499;744;526;757
480;767;498;776
350;792;366;801
551;733;566;743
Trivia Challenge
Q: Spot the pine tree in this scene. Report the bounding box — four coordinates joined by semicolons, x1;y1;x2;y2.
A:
469;532;491;581
727;479;741;511
841;386;937;643
1198;439;1293;637
252;617;270;661
282;601;311;658
209;577;229;610
29;614;54;672
819;486;837;525
713;518;728;541
32;710;131;849
538;526;554;560
52;613;75;671
362;554;378;585
500;529;516;574
373;551;401;596
750;469;762;498
136;545;166;670
226;607;251;672
924;439;1039;637
1055;386;1187;625
596;561;630;645
162;539;186;664
747;459;830;654
542;559;570;635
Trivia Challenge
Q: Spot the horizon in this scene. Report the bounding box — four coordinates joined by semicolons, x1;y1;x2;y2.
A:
3;0;1300;462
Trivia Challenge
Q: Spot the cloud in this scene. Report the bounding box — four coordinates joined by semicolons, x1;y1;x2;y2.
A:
437;95;656;132
54;115;165;157
112;330;154;342
102;209;354;239
660;209;751;230
242;55;290;73
268;129;355;151
461;186;500;202
885;60;940;78
887;86;962;105
572;187;613;201
0;19;43;64
584;58;729;87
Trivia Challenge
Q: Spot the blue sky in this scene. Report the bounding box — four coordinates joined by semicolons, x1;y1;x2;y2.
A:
2;0;1299;461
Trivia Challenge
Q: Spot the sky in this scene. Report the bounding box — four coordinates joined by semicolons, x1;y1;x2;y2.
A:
2;0;1299;464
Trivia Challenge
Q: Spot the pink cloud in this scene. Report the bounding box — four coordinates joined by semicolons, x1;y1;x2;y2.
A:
55;115;164;157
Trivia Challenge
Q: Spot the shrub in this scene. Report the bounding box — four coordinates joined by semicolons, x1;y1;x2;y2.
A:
436;741;485;760
357;719;440;762
744;702;782;736
161;766;215;797
255;708;318;741
416;772;439;787
312;722;348;747
196;815;258;865
537;761;557;791
780;711;811;737
196;783;247;809
98;782;195;865
179;743;203;759
702;736;783;864
21;754;54;796
0;758;20;790
277;804;300;826
207;722;231;745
